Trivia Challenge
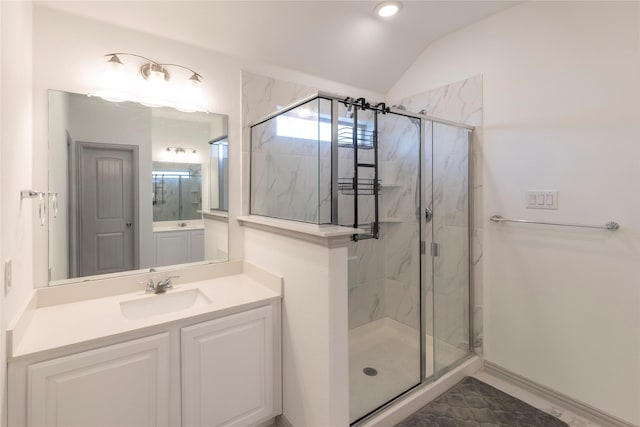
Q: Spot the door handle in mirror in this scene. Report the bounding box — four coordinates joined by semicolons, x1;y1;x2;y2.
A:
126;223;132;228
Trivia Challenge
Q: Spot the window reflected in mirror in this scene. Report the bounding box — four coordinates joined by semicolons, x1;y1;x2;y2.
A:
209;137;228;212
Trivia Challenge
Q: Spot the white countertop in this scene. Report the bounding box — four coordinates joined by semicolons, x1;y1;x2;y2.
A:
237;215;364;247
201;210;229;221
153;224;205;232
8;262;281;360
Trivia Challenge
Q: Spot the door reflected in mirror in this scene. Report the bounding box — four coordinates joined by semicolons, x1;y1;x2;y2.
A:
48;90;229;285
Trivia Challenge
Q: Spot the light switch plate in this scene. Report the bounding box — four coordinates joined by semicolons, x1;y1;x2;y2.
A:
526;191;558;210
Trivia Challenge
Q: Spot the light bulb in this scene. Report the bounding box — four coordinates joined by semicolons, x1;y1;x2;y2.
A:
96;54;128;102
104;55;124;83
176;73;205;112
140;64;169;107
375;1;401;17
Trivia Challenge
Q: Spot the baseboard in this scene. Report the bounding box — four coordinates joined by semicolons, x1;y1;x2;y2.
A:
255;417;277;427
484;361;637;427
275;414;294;427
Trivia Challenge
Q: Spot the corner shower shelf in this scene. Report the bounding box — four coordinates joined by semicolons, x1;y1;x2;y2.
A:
337;127;375;149
338;178;379;196
353;223;377;241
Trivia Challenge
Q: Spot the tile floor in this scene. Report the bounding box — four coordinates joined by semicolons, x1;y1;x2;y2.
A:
472;371;604;427
395;376;569;426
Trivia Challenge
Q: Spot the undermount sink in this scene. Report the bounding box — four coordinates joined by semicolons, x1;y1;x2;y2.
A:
120;288;212;320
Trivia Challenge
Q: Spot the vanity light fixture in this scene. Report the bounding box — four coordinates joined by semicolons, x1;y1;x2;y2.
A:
375;1;402;17
91;53;206;112
166;147;197;155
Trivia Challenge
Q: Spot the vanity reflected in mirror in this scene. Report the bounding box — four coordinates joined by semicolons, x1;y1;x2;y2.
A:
48;90;229;285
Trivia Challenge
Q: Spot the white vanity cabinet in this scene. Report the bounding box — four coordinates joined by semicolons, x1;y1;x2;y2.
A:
154;228;205;266
182;305;275;427
26;333;171;427
9;300;281;427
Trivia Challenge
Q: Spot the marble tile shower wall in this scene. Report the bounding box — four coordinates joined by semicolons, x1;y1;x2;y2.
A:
242;71;317;219
397;75;483;354
340;109;387;329
343;110;422;331
432;123;471;351
250;98;332;223
378;114;421;330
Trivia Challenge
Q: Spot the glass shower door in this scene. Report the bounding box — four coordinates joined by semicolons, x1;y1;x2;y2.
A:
431;122;472;377
347;111;422;424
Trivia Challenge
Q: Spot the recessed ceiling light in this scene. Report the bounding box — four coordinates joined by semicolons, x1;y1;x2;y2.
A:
375;1;402;18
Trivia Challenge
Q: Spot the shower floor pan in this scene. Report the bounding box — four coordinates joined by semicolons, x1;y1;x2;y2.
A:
349;317;467;423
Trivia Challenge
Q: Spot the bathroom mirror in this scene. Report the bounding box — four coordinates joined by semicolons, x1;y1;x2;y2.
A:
48;90;229;285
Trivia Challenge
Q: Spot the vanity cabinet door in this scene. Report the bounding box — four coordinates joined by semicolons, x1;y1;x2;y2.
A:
155;231;189;266
188;229;204;262
181;305;275;427
27;333;171;427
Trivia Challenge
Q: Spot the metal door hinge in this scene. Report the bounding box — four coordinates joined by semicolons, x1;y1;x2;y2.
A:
431;242;440;257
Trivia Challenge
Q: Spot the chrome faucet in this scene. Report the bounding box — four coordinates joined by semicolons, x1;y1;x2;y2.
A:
143;276;180;294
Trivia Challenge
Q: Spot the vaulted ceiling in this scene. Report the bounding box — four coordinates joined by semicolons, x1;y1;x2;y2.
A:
38;1;517;93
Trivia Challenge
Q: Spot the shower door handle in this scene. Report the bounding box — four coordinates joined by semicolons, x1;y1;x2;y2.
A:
425;207;433;223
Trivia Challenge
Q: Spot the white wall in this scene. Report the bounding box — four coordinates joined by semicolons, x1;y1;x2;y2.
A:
1;0;34;352
388;2;640;424
203;216;228;261
1;2;34;426
243;228;349;427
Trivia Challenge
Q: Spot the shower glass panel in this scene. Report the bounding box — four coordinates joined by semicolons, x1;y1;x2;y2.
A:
431;122;471;377
152;162;202;221
347;111;422;424
249;94;474;424
250;97;332;223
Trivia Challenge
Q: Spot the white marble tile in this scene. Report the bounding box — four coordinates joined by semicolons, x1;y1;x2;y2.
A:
348;278;385;329
397;75;483;355
242;71;316;129
244;72;331;224
471;227;483;353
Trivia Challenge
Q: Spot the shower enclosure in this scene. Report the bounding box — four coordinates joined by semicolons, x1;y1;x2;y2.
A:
250;92;473;424
152;161;202;221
